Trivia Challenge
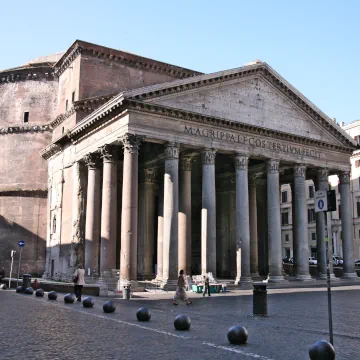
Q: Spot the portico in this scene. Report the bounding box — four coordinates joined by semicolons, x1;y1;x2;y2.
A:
42;62;358;285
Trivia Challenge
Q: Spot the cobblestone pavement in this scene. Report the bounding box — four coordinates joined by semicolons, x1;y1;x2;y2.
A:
0;286;359;360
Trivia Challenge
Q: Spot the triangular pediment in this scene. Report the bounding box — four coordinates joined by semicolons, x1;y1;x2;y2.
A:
124;64;356;149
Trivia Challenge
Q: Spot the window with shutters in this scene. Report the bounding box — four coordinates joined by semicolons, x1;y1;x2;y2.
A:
281;191;288;203
285;234;290;242
308;208;316;222
281;211;289;225
309;185;314;199
311;232;316;241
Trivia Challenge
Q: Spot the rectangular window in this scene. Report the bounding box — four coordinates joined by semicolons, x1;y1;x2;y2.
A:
281;191;288;203
309;185;314;199
285;234;289;242
23;111;29;123
308;208;316;222
311;232;316;241
62;127;65;135
356;160;360;168
338;204;341;219
281;212;289;225
65;99;68;111
358;178;360;190
358;229;360;238
72;91;75;103
357;199;360;218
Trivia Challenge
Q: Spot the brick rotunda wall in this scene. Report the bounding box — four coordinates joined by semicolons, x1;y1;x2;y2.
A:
0;71;57;276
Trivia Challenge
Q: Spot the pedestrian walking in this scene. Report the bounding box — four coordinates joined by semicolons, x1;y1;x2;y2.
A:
73;265;85;302
173;270;192;306
203;274;211;297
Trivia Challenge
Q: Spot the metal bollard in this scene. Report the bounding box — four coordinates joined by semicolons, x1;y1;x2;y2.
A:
252;282;268;316
22;274;32;291
123;284;131;300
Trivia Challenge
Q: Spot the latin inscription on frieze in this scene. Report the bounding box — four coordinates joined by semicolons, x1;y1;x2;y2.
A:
184;125;321;159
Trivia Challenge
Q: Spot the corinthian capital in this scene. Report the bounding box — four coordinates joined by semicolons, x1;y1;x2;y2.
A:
234;153;249;171
100;144;117;162
201;148;216;165
180;157;193;171
120;133;143;154
317;168;329;183
339;171;350;184
84;153;101;169
267;159;280;174
164;142;179;160
294;164;306;178
144;168;157;184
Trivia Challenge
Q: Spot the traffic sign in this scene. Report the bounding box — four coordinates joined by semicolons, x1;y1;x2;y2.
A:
18;240;25;247
315;190;328;212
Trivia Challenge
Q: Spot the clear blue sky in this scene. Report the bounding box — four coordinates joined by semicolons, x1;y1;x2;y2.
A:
1;0;359;124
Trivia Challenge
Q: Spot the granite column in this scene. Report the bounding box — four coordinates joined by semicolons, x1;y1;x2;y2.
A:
249;176;259;278
201;149;217;277
267;159;284;282
84;153;101;275
120;134;142;281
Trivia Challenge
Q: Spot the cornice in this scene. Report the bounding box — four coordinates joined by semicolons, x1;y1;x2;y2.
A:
0;124;51;135
40;143;62;160
54;40;202;78
0;66;56;84
50;107;76;129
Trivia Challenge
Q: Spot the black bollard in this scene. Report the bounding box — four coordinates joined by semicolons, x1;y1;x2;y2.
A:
48;291;58;300
16;286;23;293
227;325;248;345
0;284;7;290
24;287;34;295
35;289;44;297
136;307;151;321
64;293;75;304
309;340;335;360
253;282;268;316
82;297;95;308
174;314;191;331
103;301;116;313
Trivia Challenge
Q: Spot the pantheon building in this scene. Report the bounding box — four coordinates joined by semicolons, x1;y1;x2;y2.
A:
2;40;357;284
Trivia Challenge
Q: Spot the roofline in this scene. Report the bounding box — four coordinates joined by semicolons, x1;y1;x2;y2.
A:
54;39;203;78
122;62;357;147
343;120;360;130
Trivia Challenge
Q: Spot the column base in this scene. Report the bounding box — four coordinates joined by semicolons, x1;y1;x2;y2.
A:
295;274;313;281
342;272;358;280
251;273;261;280
268;275;285;283
329;273;339;280
319;273;327;280
236;276;253;285
161;279;178;291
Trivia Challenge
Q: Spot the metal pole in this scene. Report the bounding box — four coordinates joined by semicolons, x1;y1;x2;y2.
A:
325;223;334;345
16;247;23;288
9;254;14;289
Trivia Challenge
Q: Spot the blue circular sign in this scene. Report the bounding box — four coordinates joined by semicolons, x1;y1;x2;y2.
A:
18;240;25;247
318;199;324;210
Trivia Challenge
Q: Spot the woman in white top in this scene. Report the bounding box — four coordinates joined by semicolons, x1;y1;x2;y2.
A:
73;265;85;302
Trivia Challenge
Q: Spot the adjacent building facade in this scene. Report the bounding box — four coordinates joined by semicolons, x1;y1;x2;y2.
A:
1;40;359;284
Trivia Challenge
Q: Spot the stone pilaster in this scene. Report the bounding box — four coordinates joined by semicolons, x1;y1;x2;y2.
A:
84;153;101;275
163;142;179;284
119;134;142;281
315;168;328;279
293;164;312;280
201;148;217;276
235;153;251;284
179;157;192;275
138;168;157;279
99;144;118;272
267;159;284;282
339;171;357;279
249;176;259;278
